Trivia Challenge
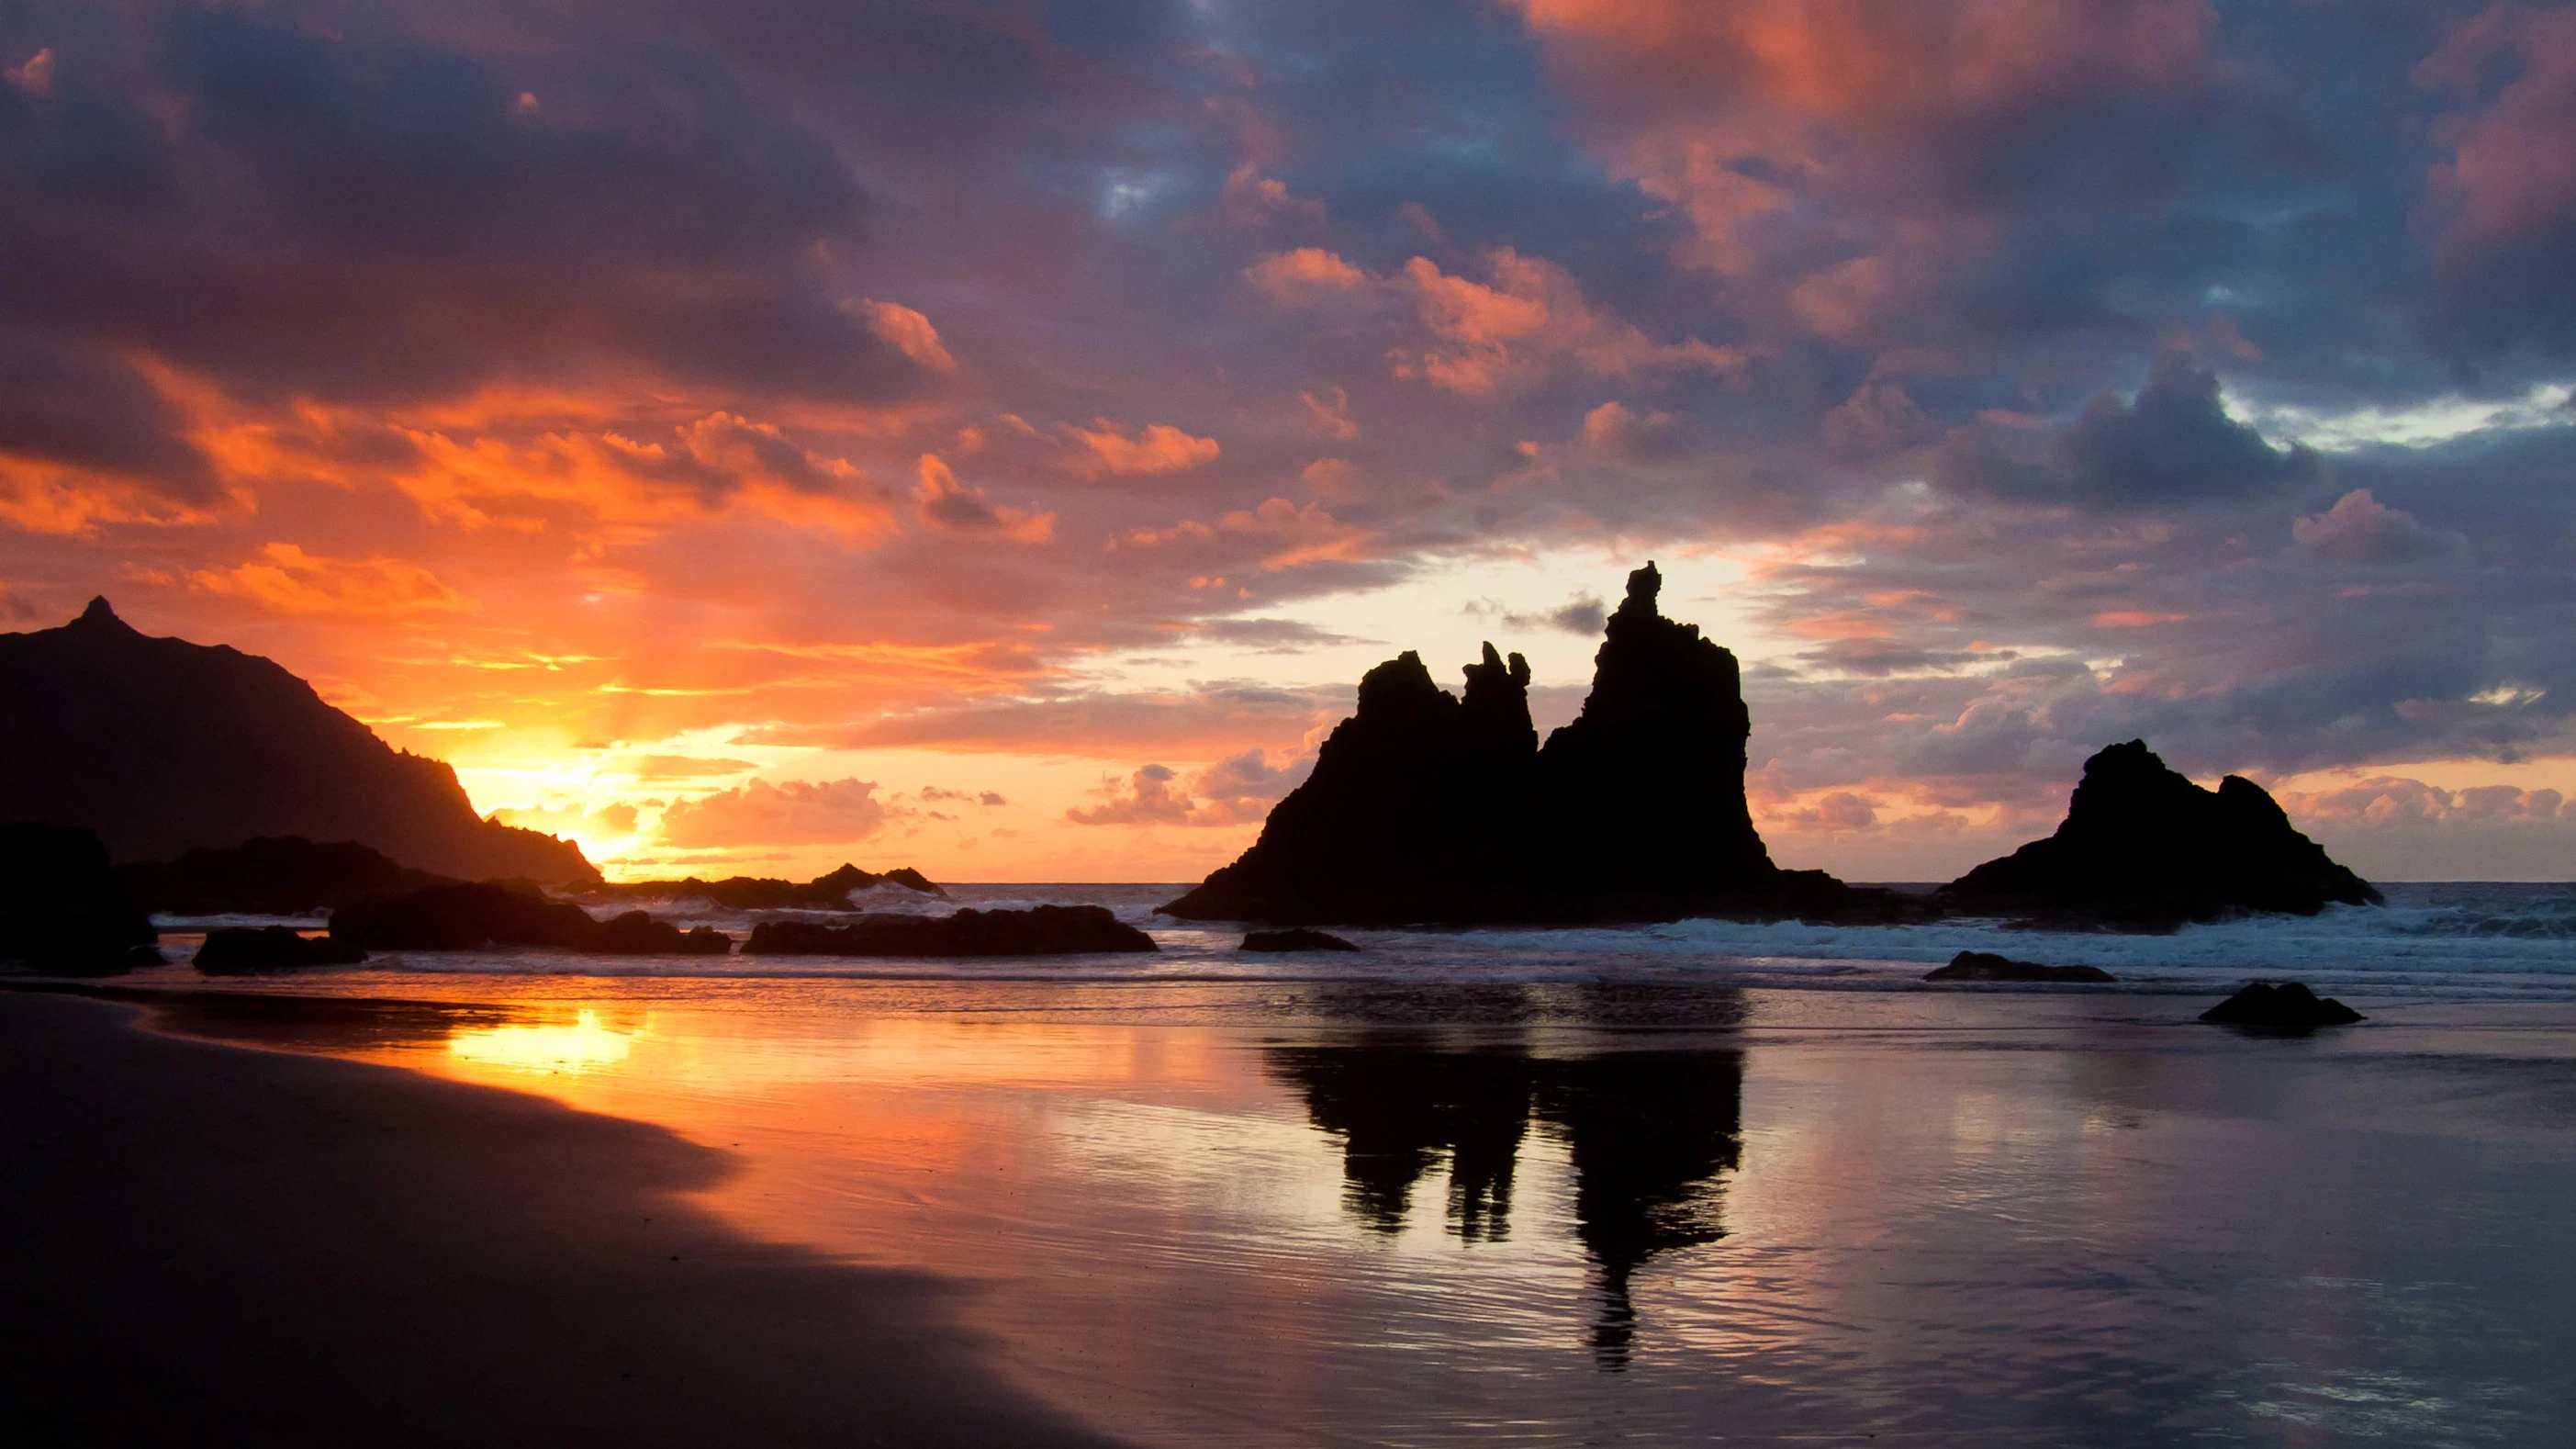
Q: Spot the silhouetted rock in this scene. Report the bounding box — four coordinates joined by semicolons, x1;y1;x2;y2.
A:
1939;740;2380;928
2200;981;2365;1028
194;927;369;975
1242;928;1360;952
580;862;946;910
1924;950;2117;983
745;904;1156;957
120;837;455;916
330;882;723;954
1163;565;1922;926
0;600;594;882
0;821;161;974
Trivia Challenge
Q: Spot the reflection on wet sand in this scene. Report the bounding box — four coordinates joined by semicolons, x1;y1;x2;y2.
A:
1269;1035;1743;1368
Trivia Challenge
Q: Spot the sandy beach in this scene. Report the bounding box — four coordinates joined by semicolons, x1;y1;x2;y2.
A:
0;988;1124;1449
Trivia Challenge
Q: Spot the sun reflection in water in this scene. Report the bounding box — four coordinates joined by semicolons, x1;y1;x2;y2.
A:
447;1009;641;1073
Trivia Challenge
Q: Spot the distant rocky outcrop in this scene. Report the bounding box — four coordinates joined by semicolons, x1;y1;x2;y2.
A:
330;882;727;954
2200;981;2365;1028
0;599;595;883
0;821;162;974
1242;928;1360;952
1923;950;2117;983
578;862;944;910
745;904;1156;957
120;837;456;916
1939;740;2380;928
1163;564;1919;926
194;926;370;975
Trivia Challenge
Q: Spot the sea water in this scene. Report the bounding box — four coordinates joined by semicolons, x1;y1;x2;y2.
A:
102;883;2576;1445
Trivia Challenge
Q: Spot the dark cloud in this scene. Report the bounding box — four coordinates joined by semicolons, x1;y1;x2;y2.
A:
0;1;922;408
1938;354;2322;509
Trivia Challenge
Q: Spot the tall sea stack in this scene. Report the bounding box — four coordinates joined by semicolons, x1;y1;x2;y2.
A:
1163;565;1896;925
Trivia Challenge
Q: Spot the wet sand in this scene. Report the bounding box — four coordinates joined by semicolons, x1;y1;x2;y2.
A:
0;989;1125;1448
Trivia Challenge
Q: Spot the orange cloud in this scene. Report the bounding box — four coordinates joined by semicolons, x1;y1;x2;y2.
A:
1062;419;1222;477
1244;246;1371;301
913;455;1055;542
858;300;958;373
186;544;471;616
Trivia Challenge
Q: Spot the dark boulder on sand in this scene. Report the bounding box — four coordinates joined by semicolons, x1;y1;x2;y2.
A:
1242;928;1360;952
579;862;946;910
330;882;728;955
745;904;1156;957
1939;740;2379;929
0;598;596;883
2200;981;2365;1028
1162;565;1921;927
0;821;161;974
1923;950;2116;983
120;837;454;916
195;927;369;975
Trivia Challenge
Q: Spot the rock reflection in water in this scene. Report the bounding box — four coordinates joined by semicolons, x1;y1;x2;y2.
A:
1267;1035;1743;1368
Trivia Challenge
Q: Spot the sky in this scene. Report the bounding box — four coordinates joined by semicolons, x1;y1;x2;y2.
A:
5;0;2575;883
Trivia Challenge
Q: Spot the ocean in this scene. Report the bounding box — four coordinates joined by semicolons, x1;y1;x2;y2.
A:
92;884;2576;1444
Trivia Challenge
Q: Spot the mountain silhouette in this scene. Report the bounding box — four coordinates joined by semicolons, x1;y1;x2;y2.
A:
0;600;594;882
1163;563;1912;924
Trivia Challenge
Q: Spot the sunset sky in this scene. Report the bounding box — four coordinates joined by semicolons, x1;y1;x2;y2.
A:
6;0;2574;882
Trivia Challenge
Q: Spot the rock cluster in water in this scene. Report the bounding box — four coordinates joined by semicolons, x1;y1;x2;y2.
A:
745;904;1156;956
0;600;594;882
1164;564;1915;927
1926;949;2122;979
577;862;945;910
330;882;728;955
194;926;370;975
0;821;162;974
1241;928;1360;952
1939;740;2380;927
2200;981;2365;1028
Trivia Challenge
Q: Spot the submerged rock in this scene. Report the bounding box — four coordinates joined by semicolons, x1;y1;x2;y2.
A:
1939;740;2379;929
1923;950;2117;983
1242;928;1360;952
1163;565;1922;927
330;882;727;955
2200;981;2365;1028
0;821;162;974
744;904;1156;957
195;927;369;975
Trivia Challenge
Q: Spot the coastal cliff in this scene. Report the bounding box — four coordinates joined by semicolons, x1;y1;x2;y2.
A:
1939;739;2380;927
1163;565;1908;926
0;599;595;883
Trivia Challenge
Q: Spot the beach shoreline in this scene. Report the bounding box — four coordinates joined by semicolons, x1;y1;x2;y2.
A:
0;987;1125;1449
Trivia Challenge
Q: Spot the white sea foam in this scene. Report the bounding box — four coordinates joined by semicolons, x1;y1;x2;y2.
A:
143;882;2576;1004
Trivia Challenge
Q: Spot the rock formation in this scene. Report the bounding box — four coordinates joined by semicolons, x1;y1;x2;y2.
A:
0;599;594;882
1939;740;2379;927
1241;928;1360;952
0;821;162;974
119;837;456;916
194;926;370;975
2200;981;2365;1028
1163;564;1914;925
578;862;945;910
330;882;726;954
1922;950;2117;983
744;904;1156;956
